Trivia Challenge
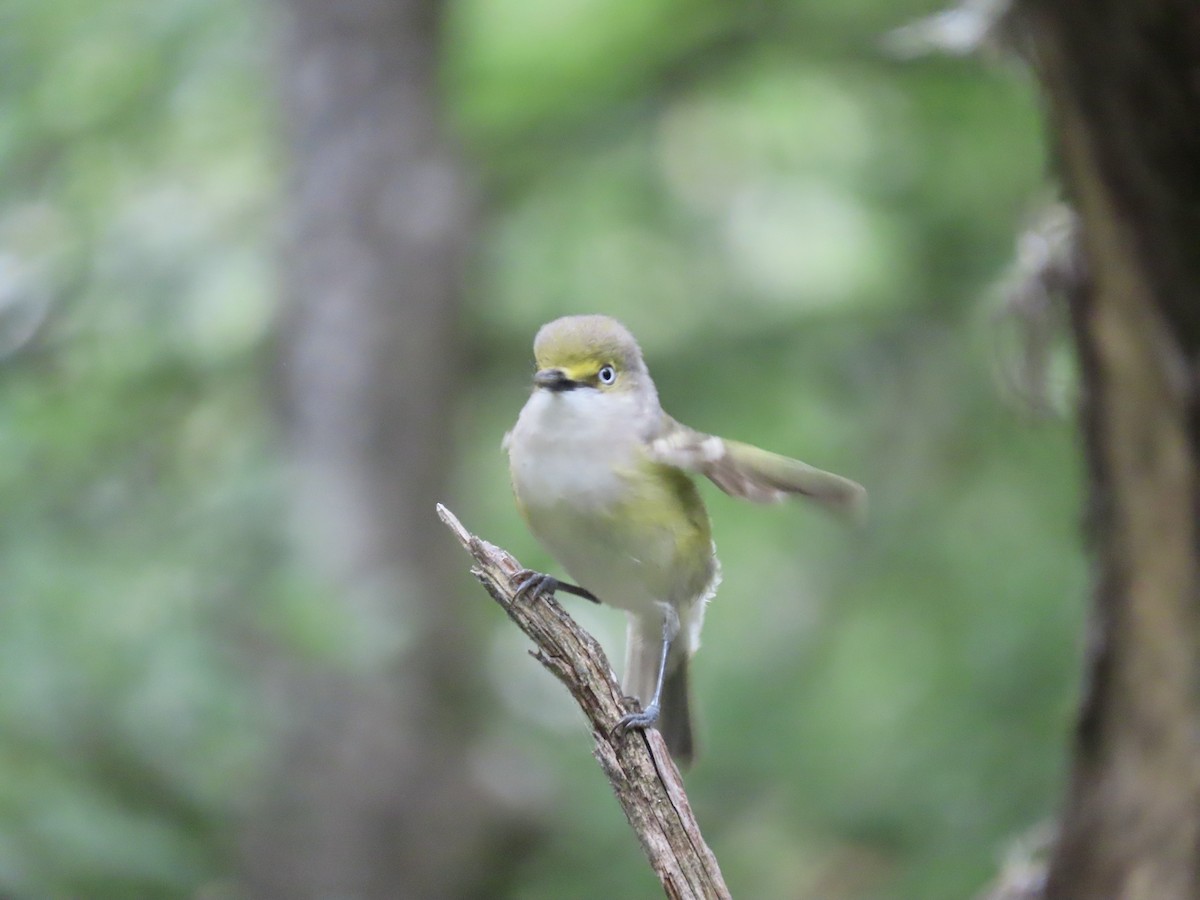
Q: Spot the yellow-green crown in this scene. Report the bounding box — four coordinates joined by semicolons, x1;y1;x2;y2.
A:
533;315;646;382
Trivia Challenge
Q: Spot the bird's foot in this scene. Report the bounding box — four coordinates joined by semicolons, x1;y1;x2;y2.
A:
613;701;660;739
512;569;559;601
512;569;600;604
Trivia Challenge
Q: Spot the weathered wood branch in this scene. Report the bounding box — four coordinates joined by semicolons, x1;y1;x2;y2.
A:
436;504;731;900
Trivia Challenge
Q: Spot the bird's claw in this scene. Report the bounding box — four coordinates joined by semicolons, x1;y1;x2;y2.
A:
512;569;559;601
512;569;601;604
612;702;660;740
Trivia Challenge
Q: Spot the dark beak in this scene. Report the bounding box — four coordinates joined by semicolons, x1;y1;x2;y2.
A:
533;368;579;392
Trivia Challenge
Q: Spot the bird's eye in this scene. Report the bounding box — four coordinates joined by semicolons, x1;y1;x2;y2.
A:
597;365;616;385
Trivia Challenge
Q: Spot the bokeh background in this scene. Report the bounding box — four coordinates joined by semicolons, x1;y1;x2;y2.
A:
1;0;1085;897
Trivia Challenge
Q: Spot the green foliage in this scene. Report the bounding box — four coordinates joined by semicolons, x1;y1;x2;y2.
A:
2;0;1080;896
1;0;283;894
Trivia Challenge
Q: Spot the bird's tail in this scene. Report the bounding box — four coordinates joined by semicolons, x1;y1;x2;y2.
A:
624;616;695;767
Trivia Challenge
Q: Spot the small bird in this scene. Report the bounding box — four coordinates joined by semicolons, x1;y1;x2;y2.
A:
504;315;865;765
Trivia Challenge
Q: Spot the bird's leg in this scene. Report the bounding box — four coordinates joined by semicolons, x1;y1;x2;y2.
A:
614;612;676;736
512;569;600;604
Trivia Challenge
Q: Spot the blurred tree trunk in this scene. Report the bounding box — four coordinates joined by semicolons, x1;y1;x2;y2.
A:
241;1;516;896
1019;1;1200;897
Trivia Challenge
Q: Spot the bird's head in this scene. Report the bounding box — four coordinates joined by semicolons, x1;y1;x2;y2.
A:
531;315;652;398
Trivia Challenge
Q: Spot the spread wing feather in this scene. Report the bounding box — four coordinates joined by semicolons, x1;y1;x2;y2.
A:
646;419;867;519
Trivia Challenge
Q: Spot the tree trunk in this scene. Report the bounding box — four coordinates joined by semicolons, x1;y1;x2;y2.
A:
241;1;513;896
1019;1;1200;896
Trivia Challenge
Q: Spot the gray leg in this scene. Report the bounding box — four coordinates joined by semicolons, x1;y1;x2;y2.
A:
615;617;673;735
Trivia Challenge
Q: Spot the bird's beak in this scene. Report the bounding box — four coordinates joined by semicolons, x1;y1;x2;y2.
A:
533;368;579;392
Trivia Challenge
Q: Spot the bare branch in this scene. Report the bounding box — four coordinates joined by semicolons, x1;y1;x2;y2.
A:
436;504;731;900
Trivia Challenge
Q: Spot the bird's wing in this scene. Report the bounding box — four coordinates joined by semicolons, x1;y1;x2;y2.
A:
645;418;867;519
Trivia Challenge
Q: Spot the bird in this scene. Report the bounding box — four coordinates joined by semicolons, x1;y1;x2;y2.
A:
503;315;865;765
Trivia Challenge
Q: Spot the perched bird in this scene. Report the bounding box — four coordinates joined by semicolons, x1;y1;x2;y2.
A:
504;315;865;765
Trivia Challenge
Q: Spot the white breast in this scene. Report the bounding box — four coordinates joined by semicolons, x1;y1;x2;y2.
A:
506;388;661;615
507;388;635;506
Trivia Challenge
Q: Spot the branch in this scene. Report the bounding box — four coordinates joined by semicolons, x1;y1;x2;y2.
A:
436;504;731;900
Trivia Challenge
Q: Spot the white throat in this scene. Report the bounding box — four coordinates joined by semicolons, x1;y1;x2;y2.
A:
507;387;652;510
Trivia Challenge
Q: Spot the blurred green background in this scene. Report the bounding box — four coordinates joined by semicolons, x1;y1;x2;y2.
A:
1;0;1084;897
